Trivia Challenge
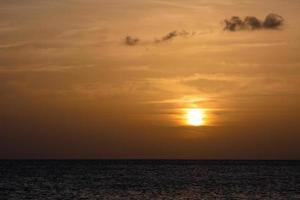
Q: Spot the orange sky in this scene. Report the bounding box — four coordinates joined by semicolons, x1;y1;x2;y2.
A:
0;0;300;159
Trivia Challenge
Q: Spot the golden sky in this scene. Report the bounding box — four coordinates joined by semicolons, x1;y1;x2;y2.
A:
0;0;300;159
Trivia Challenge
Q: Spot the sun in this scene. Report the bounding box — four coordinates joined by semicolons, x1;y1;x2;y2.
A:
185;108;205;126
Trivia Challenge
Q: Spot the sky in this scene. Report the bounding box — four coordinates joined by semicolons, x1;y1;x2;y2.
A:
0;0;300;159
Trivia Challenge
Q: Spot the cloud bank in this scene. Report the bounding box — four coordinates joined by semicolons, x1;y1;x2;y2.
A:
224;13;284;31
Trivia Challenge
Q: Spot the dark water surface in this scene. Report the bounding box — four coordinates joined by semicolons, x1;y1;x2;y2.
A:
0;160;299;199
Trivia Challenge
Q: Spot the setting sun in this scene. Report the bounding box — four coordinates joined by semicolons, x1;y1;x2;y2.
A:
186;108;205;126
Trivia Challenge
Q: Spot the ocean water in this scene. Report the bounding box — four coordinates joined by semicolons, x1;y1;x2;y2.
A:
0;160;299;199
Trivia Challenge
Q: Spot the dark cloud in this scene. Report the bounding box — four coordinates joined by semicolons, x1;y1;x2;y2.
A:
124;30;192;46
224;13;284;31
124;13;285;47
155;31;178;43
244;16;262;30
125;36;139;46
263;13;284;29
224;16;244;31
155;30;190;43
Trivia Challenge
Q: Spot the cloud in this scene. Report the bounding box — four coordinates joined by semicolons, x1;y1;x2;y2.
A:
124;13;285;46
263;13;285;29
244;16;262;30
224;13;284;31
155;31;178;43
183;78;238;93
124;30;193;46
155;30;191;43
125;36;139;46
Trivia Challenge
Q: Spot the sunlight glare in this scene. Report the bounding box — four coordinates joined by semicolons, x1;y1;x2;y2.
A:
186;108;205;126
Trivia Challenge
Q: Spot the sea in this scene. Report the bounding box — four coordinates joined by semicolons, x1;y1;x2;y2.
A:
0;160;299;199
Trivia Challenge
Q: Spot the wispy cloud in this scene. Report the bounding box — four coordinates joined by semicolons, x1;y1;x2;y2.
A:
124;30;194;46
125;36;139;46
154;30;192;43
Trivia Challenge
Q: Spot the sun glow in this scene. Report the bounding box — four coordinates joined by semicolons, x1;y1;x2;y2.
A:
185;108;205;126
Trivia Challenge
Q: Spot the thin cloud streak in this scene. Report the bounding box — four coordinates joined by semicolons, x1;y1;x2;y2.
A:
124;30;194;46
